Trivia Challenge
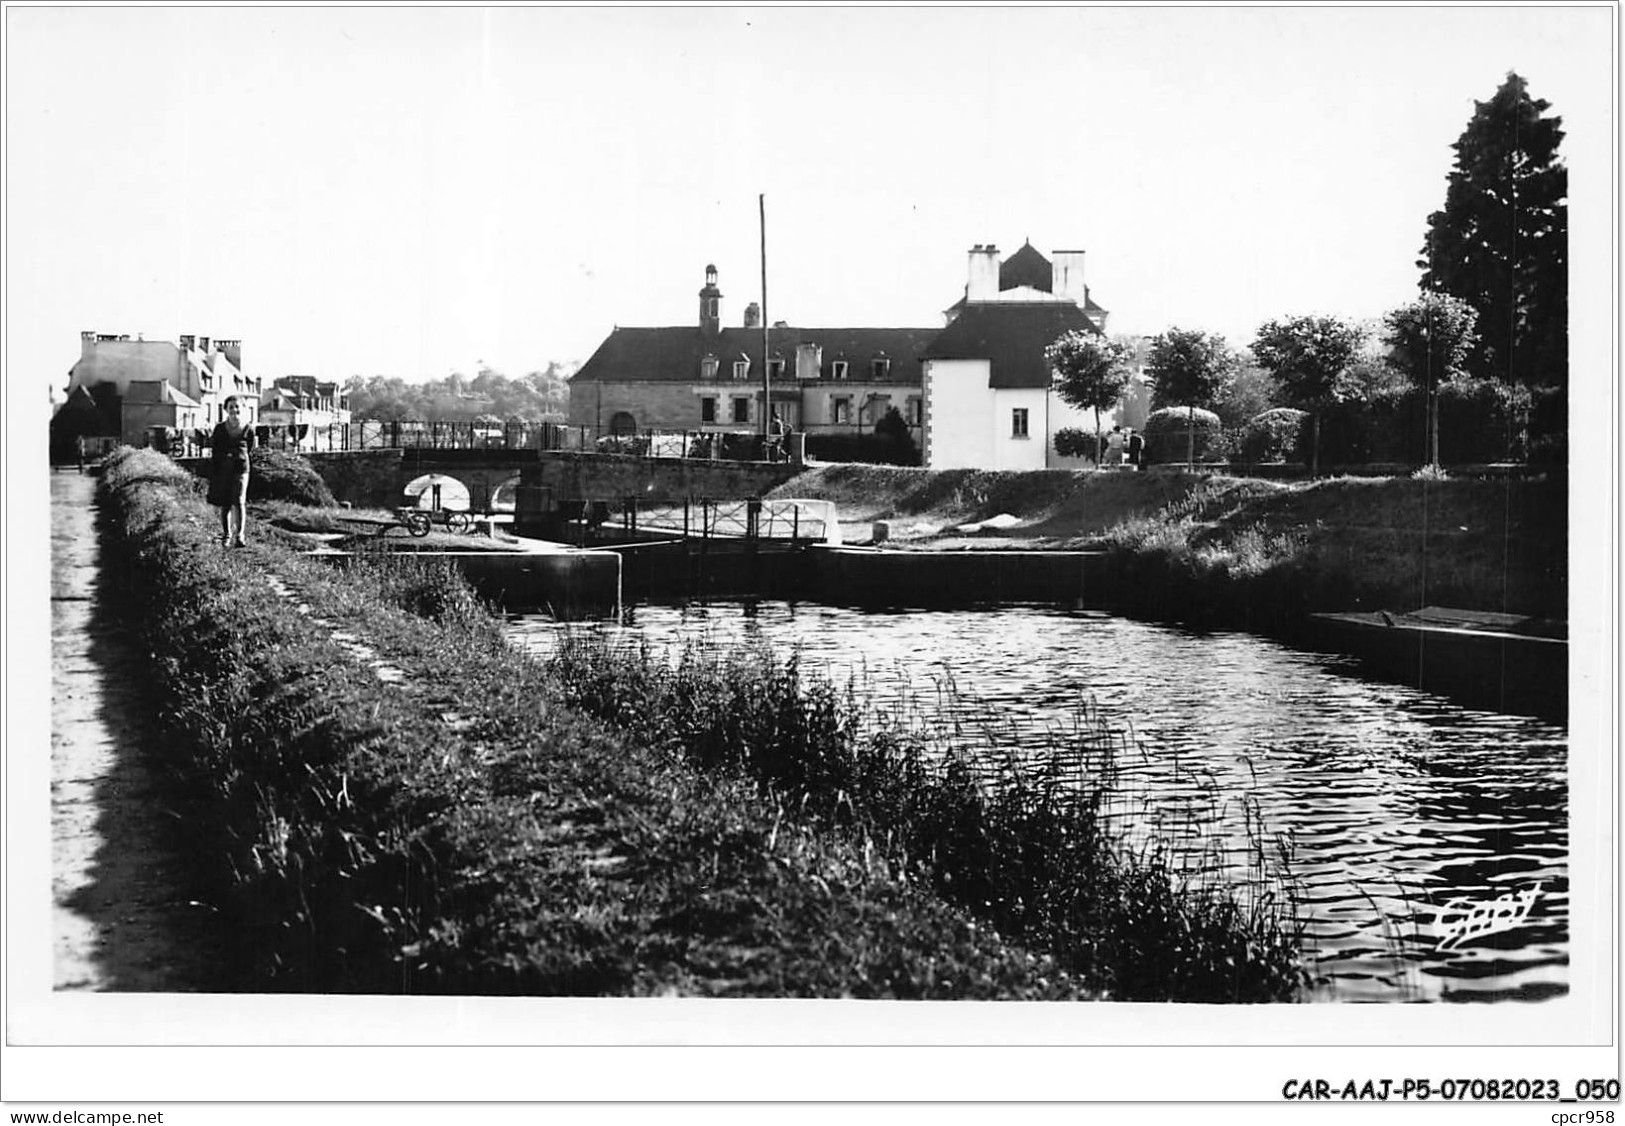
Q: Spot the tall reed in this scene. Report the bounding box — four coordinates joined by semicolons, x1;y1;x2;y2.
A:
543;631;1309;1002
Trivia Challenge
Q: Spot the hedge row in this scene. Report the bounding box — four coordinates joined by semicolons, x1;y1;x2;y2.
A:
95;447;1085;997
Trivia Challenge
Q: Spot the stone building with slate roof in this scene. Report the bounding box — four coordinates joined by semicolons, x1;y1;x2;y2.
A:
568;264;932;440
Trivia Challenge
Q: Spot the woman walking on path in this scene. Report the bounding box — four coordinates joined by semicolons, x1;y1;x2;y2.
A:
208;395;256;547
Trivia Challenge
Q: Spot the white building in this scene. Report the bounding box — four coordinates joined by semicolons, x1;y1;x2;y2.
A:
920;244;1112;470
260;375;352;449
65;331;260;447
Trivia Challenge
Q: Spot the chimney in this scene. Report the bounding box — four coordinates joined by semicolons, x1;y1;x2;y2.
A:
743;302;761;329
966;244;1000;302
1051;250;1087;305
81;330;96;358
179;334;195;352
199;336;211;353
220;339;243;371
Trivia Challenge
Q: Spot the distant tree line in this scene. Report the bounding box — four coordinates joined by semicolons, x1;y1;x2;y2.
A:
1050;71;1566;472
343;362;574;423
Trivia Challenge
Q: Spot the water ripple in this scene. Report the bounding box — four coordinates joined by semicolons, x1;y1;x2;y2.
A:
509;601;1567;1003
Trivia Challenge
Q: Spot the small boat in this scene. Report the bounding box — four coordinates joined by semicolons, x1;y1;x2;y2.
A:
1307;605;1567;719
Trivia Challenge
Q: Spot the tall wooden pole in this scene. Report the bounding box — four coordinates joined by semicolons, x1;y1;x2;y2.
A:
760;193;770;444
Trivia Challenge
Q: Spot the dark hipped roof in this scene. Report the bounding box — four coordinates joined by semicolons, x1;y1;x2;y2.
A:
921;303;1100;388
571;325;941;385
999;241;1053;292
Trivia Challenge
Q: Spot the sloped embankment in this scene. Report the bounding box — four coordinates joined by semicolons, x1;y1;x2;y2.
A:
771;465;1566;619
94;449;1088;997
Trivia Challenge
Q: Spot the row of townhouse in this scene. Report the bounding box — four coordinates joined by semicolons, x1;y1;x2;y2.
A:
51;331;350;456
567;240;1146;470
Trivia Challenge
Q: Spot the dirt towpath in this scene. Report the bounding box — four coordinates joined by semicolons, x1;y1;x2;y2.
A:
51;468;224;991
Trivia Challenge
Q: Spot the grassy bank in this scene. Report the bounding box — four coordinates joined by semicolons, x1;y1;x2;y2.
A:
772;465;1567;625
98;448;1086;997
96;447;1306;999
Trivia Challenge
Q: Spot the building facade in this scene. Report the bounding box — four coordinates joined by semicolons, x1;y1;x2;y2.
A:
568;242;1123;469
259;375;352;448
568;265;931;442
922;243;1109;470
63;331;261;447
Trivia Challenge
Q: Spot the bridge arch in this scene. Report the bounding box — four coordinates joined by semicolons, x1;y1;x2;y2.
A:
488;474;523;511
403;472;471;511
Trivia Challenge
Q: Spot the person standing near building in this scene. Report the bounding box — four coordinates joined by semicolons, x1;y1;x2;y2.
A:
208;395;256;547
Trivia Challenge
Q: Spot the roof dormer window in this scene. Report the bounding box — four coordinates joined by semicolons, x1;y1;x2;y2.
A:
701;355;719;380
767;359;785;380
733;359;750;380
831;360;848;380
871;357;891;379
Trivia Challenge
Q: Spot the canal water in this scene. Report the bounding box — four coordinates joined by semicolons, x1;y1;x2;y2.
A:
507;600;1568;1004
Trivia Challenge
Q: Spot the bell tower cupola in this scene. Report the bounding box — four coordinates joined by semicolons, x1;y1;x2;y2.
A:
698;264;722;336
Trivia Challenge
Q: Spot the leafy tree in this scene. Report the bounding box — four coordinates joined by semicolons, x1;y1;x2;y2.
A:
1212;361;1280;430
1146;328;1238;468
343;374;431;421
873;405;917;455
1382;293;1480;467
1046;330;1133;466
1418;71;1567;438
1250;315;1365;475
341;363;573;423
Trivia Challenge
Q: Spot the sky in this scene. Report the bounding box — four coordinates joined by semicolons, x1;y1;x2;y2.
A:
4;3;1615;403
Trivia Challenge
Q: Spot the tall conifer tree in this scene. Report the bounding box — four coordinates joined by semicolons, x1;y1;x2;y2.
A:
1418;72;1567;431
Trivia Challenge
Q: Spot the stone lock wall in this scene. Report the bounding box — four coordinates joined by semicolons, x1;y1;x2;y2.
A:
514;452;800;534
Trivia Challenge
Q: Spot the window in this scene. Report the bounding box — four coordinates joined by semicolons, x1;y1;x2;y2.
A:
700;396;717;423
731;397;750;424
832;397;851;425
831;361;848;380
907;397;922;426
1012;408;1030;438
767;359;785;380
733;360;750;380
701;355;719;380
871;357;891;379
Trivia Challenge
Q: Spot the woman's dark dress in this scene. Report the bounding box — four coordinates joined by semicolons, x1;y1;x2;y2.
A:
207;421;256;506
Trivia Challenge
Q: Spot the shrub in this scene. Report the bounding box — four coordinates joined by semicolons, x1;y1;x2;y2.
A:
805;432;921;466
249;448;338;507
1052;427;1103;461
1143;406;1222;465
1239;408;1308;463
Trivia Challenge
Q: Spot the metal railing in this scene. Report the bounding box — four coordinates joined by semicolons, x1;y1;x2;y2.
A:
144;421;797;463
588;497;836;544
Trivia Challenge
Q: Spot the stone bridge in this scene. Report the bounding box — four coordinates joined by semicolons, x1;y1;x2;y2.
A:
305;448;537;511
304;448;802;524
